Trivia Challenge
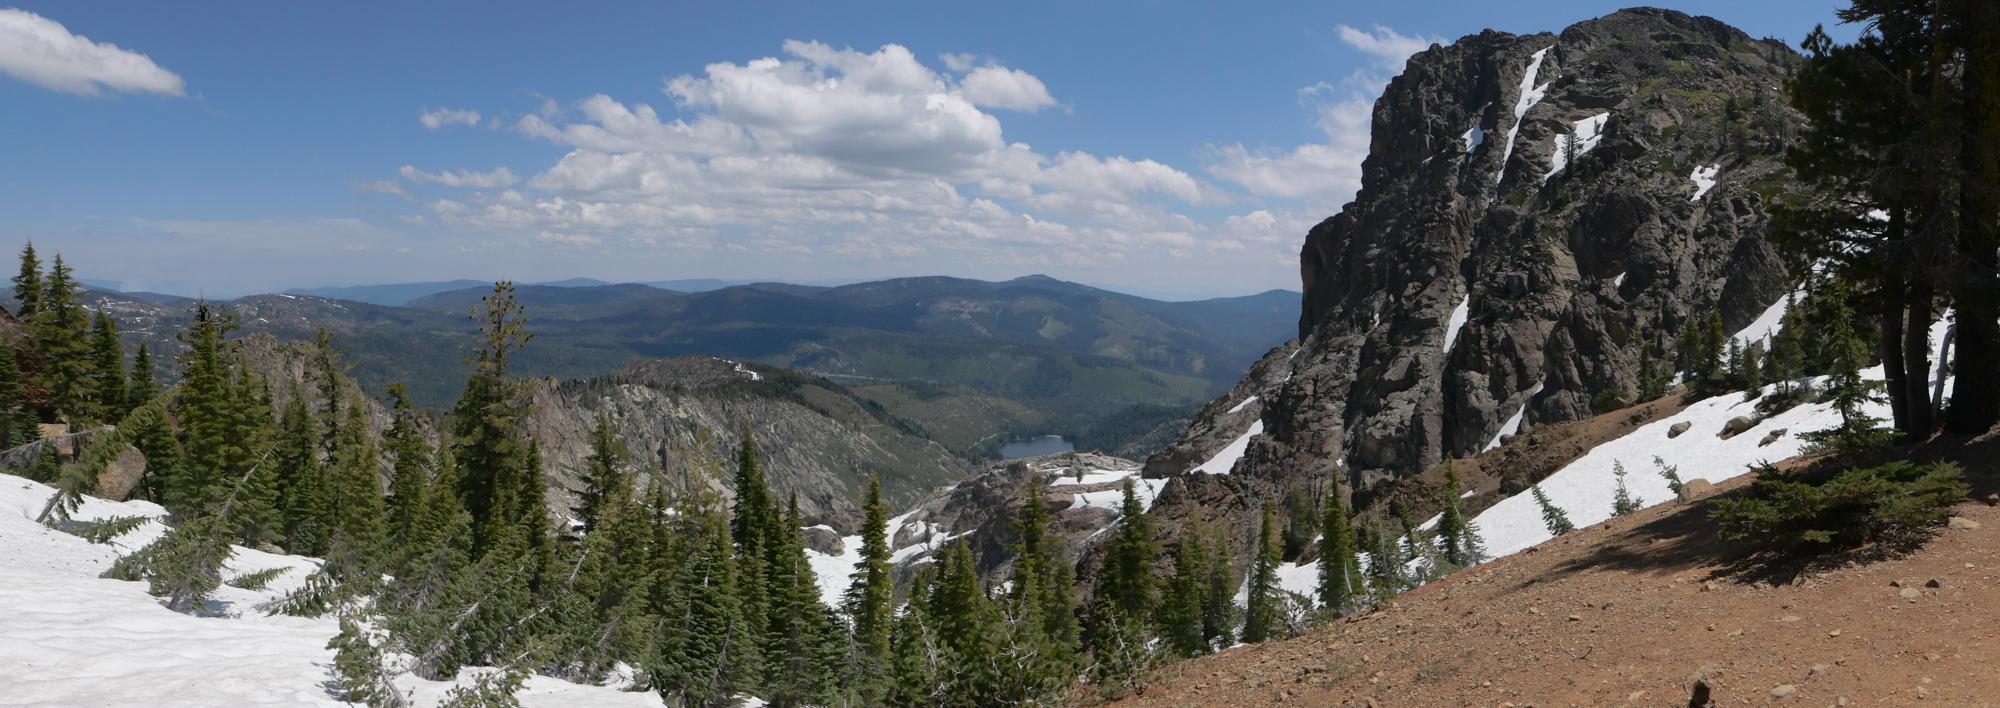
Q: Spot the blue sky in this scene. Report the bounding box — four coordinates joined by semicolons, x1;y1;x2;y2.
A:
0;1;1851;299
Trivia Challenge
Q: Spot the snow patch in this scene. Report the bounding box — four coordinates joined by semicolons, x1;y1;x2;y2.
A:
1443;294;1471;354
1732;294;1792;348
1689;163;1721;201
1496;46;1554;187
1541;112;1610;182
1483;381;1542;452
1191;420;1263;475
1226;395;1259;415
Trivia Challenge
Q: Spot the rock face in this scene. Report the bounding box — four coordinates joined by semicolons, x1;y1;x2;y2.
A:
523;356;973;531
1159;9;1800;502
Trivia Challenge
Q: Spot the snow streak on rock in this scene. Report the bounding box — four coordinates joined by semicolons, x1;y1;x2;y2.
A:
1496;46;1554;187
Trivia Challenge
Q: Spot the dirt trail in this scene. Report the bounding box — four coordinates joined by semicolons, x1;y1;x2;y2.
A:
1122;443;2000;706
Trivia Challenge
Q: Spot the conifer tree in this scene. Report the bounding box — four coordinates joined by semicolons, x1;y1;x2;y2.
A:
925;539;999;704
1241;502;1283;643
1086;604;1150;700
1532;485;1575;535
573;413;627;534
761;495;840;707
1802;278;1891;456
451;282;533;553
1317;482;1362;615
654;494;755;706
1610;461;1642;516
383;383;430;549
31;254;90;418
326;396;388;583
85;310;126;422
126;343;157;413
843;473;894;688
225;369;282;547
0;344;38;448
1158;526;1211;657
1362;519;1409;599
885;570;945;706
275;381;331;554
13;241;42;318
1434;459;1485;567
173;301;236;515
1200;527;1236;648
328;614;410;708
996;478;1077;697
1093;478;1155;620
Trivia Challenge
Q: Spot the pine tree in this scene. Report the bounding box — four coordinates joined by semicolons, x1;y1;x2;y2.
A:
1654;456;1685;496
32;254;91;419
451;282;533;554
1434;458;1485;567
0;344;38;449
843;473;894;689
654;495;754;706
1086;604;1151;700
1158;526;1211;657
1200;527;1236;648
1317;481;1363;615
1532;485;1575;535
328;614;410;708
173;301;236;515
326;396;387;583
999;478;1077;695
13;241;42;319
1362;519;1410;600
1802;278;1892;456
1093;478;1156;620
1611;461;1642;516
761;495;840;707
885;570;945;706
383;383;430;550
225;368;282;547
275;381;331;555
85;310;126;422
573;413;626;534
1241;502;1283;643
125;343;158;413
925;538;999;704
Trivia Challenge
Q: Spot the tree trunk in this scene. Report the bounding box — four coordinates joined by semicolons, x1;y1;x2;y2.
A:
1881;276;1912;435
1904;280;1936;436
1946;1;2000;434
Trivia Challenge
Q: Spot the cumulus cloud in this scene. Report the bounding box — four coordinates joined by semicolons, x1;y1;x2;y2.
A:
418;107;482;129
400;165;520;188
0;9;184;96
1205;24;1436;205
959;65;1056;112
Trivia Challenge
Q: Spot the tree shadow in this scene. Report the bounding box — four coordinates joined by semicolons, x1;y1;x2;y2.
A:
1516;432;2000;589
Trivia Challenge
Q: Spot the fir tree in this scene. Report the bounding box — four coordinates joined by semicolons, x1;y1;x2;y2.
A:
1317;481;1362;615
225;368;282;547
1200;527;1237;648
925;539;1000;704
126;343;158;413
1434;459;1486;567
1241;502;1283;643
843;473;894;689
1158;526;1211;657
1611;461;1642;516
275;381;331;554
13;241;42;318
1086;605;1151;700
173;301;236;515
1654;456;1685;496
1093;478;1155;620
573;413;627;534
85;310;126;422
31;254;90;419
1802;278;1892;456
383;382;430;550
1532;485;1576;535
450;283;533;554
0;344;38;449
326;396;388;583
654;501;754;706
999;478;1077;694
885;570;945;706
328;614;410;707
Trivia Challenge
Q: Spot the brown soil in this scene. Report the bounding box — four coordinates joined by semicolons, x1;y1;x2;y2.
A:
1121;436;2000;707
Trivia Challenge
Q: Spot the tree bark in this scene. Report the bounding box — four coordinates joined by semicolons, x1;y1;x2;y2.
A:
1880;276;1912;435
1903;280;1935;436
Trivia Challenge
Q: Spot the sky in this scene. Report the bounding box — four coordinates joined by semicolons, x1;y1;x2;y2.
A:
0;1;1854;300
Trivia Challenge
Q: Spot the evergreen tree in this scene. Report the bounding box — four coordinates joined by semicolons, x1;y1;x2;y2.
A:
654;497;754;706
31;254;90;418
451;282;533;554
326;396;388;583
173;301;237;515
383;383;430;549
85;310;126;422
924;539;1000;704
998;478;1077;695
1241;502;1283;643
1200;527;1236;648
761;496;841;707
328;614;410;708
13;241;42;319
885;570;945;706
1158;526;1211;657
843;473;894;690
1532;485;1576;535
275;382;331;554
1802;278;1893;456
225;369;282;547
1610;461;1643;516
125;343;158;413
1434;458;1486;567
1317;482;1363;615
1362;519;1410;600
573;413;627;534
0;344;38;448
1092;478;1155;620
1086;605;1151;700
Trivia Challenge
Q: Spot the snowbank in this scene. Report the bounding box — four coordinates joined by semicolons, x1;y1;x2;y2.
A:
1541;112;1610;182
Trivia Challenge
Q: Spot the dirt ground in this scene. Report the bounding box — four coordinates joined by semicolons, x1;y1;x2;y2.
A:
1121;437;2000;707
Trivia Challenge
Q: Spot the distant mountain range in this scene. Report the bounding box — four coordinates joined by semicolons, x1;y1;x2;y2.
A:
281;277;854;306
70;274;1298;459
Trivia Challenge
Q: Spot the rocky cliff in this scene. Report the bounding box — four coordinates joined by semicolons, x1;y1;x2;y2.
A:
1158;8;1800;500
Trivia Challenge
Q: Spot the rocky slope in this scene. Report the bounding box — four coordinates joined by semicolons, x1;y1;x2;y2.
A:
1135;8;1803;560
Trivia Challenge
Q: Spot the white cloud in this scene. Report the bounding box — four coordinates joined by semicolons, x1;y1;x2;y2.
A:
1334;24;1437;70
0;9;184;96
1205;23;1436;205
353;179;411;199
418;107;482;129
938;52;979;73
534;230;603;246
959;65;1056;112
399;165;520;188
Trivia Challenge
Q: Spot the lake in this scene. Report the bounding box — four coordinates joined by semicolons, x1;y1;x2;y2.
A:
999;435;1074;459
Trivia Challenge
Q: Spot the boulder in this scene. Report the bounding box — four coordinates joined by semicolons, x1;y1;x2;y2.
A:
1758;428;1787;447
1719;416;1757;440
1677;478;1713;503
1947;516;1981;531
1667;421;1692;439
93;445;148;502
801;525;845;556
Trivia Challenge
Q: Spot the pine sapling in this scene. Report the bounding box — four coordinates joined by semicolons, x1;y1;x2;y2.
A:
1654;456;1684;496
1611;461;1642;516
1532;486;1575;535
